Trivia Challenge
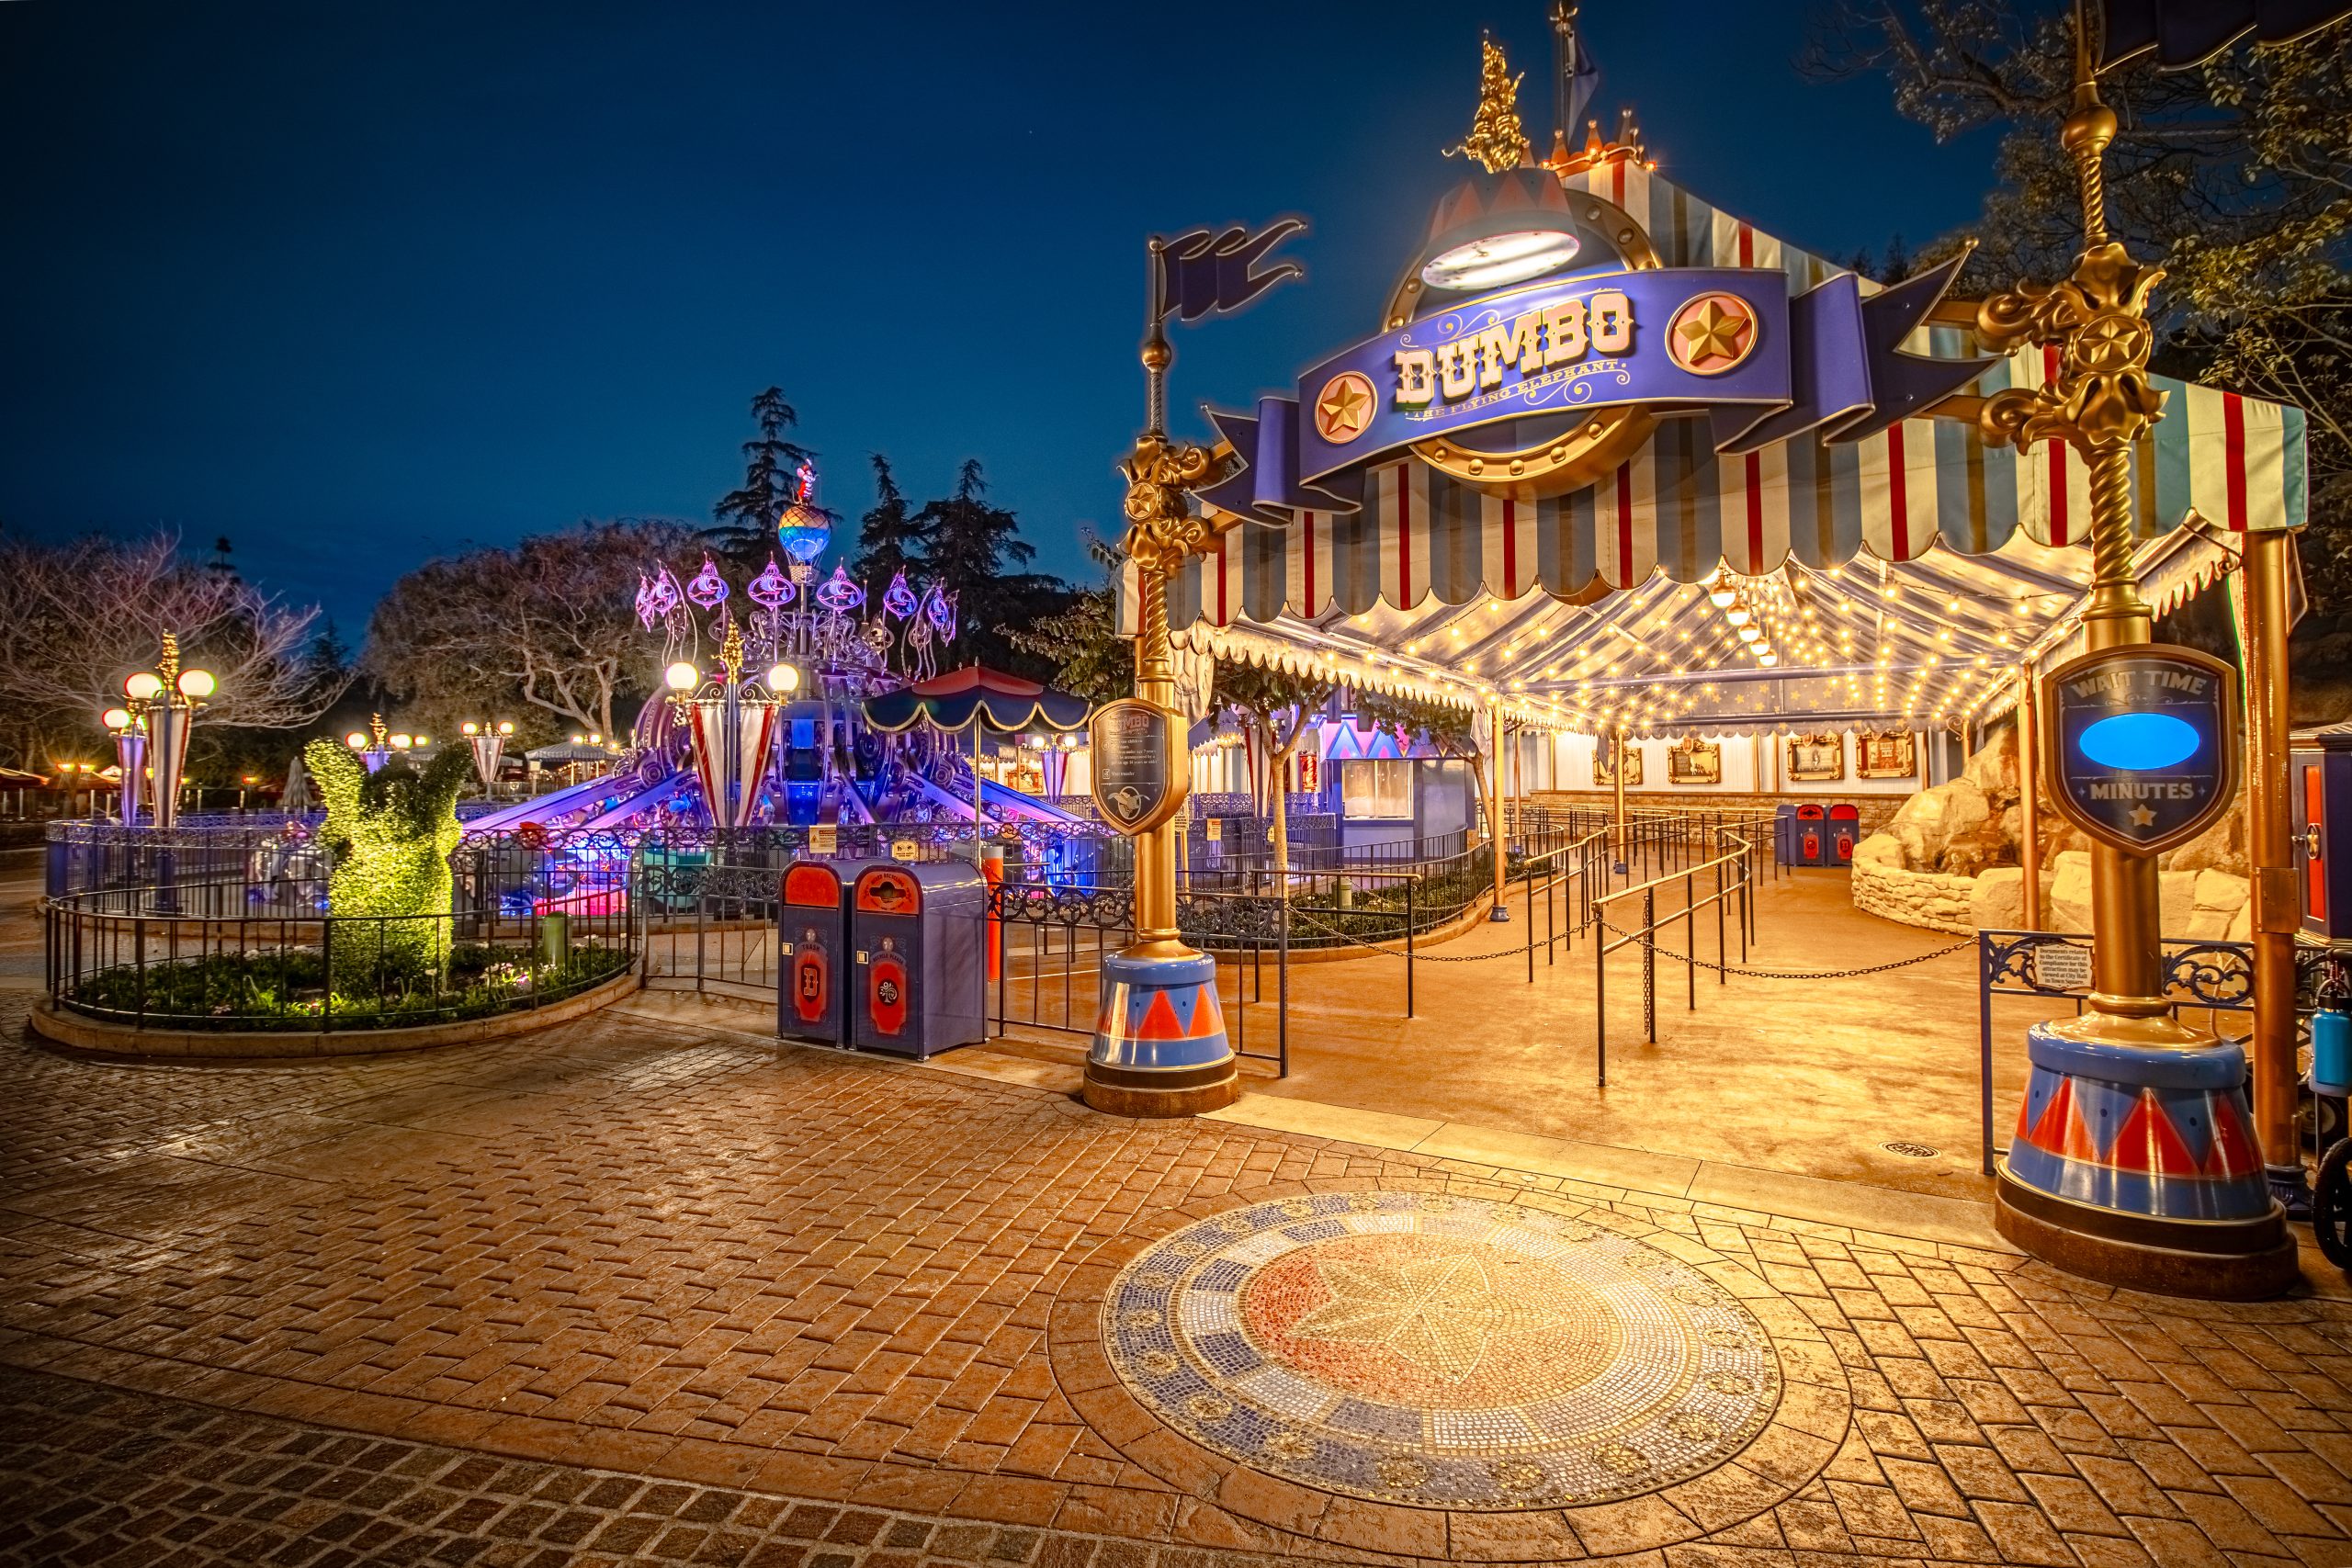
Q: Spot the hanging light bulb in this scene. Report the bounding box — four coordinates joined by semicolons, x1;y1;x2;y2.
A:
1724;604;1752;626
1707;579;1737;609
1758;651;1779;667
1737;625;1762;643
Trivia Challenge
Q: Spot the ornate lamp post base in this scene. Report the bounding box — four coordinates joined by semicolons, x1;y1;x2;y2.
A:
1993;1018;2297;1299
1082;949;1240;1117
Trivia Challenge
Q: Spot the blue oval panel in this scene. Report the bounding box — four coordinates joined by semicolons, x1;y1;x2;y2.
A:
2078;712;2201;771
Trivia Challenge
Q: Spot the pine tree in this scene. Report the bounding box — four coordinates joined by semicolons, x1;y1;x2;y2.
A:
854;454;929;591
1881;232;1911;282
912;460;1061;671
708;387;825;572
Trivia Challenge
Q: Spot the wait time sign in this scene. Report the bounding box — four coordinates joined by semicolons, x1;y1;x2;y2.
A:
2041;644;2239;856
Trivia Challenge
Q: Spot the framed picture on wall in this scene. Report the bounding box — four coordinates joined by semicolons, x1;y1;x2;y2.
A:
1667;736;1721;784
1857;730;1917;780
1784;732;1846;783
1592;747;1645;787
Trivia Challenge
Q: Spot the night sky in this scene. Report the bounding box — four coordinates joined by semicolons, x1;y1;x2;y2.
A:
1;1;2000;637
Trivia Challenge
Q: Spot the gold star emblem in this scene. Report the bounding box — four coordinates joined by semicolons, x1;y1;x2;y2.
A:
1669;294;1757;375
2128;804;2157;828
1315;373;1375;444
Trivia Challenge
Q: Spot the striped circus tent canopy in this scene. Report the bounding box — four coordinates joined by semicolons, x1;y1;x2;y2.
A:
1132;161;2308;639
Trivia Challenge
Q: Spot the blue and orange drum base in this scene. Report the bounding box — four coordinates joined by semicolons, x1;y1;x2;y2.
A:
1081;947;1239;1118
1995;1017;2298;1299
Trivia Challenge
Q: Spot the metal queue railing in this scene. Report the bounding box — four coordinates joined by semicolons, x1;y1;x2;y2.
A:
1589;820;1765;1087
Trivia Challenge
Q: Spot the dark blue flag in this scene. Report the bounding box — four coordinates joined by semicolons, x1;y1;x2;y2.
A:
1155;220;1306;324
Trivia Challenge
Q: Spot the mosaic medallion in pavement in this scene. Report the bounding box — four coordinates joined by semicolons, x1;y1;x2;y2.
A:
1100;1190;1781;1510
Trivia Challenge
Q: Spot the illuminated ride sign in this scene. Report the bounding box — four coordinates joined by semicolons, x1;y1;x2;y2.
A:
1195;174;1995;519
2041;644;2239;855
1296;265;1793;481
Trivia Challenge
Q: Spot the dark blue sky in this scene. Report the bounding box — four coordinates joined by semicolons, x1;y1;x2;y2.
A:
1;0;2001;637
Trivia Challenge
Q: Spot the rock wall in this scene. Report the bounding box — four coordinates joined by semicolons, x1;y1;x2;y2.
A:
1851;831;2254;940
1850;725;2255;938
1850;832;1980;935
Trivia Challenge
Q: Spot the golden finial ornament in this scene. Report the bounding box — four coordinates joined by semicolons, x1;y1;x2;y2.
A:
1445;38;1532;174
158;631;181;688
718;617;746;682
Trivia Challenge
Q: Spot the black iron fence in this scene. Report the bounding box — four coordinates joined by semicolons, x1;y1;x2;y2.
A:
43;877;636;1032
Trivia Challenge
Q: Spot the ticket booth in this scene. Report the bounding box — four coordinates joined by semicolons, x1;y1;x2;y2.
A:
1828;804;1860;865
2291;722;2352;940
777;860;863;1044
1793;804;1827;867
849;862;988;1058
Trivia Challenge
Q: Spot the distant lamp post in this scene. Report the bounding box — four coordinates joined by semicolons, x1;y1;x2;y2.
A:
345;714;392;773
670;623;789;829
118;632;216;829
101;706;143;827
460;719;514;795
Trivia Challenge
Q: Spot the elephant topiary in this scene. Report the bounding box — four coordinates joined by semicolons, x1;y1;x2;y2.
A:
304;739;473;987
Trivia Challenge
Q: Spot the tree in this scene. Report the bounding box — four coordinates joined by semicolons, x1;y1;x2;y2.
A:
913;459;1064;669
1000;533;1132;702
0;529;349;773
363;519;694;744
1215;660;1334;881
1805;7;2348;481
853;454;928;590
708;387;828;572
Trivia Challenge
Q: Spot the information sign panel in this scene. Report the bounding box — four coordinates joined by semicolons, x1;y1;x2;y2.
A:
1090;698;1187;835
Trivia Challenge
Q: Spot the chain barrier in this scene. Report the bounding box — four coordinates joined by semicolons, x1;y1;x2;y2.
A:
1280;892;1973;978
1595;914;1973;979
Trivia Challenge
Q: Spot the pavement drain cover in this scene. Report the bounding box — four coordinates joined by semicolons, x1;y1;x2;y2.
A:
1101;1190;1781;1509
1882;1141;1940;1158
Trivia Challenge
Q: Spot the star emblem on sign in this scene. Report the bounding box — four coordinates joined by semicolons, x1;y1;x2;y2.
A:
1668;293;1758;376
2128;804;2157;828
1314;371;1376;444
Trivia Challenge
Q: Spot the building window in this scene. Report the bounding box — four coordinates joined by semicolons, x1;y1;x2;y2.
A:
1341;760;1412;819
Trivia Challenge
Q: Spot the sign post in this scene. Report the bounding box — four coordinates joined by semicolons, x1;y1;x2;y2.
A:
1078;221;1304;1119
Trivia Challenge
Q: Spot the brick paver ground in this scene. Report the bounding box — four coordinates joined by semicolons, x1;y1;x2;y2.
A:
3;971;2351;1565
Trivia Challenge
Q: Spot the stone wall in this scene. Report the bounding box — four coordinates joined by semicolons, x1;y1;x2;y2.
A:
1850;833;2255;940
1850;832;1980;934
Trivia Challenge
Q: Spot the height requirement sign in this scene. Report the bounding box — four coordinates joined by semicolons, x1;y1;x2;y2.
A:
2042;645;2238;854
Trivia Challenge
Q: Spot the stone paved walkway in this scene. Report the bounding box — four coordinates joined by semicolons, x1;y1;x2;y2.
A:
4;976;2352;1565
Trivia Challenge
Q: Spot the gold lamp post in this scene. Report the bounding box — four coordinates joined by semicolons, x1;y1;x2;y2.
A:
1974;23;2295;1297
119;632;217;830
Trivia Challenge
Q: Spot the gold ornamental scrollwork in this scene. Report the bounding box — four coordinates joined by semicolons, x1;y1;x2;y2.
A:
1118;434;1221;574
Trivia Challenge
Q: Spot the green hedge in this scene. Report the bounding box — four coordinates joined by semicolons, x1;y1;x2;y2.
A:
64;941;633;1032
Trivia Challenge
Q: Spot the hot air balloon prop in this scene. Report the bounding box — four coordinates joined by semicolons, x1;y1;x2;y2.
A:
775;461;831;564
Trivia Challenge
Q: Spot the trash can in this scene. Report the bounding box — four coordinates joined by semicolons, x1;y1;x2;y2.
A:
1773;804;1798;868
777;859;868;1044
1828;803;1860;865
849;862;988;1058
1794;804;1826;867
